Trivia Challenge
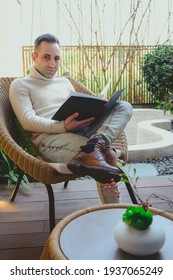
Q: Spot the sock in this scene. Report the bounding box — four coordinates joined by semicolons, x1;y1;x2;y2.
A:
89;134;109;144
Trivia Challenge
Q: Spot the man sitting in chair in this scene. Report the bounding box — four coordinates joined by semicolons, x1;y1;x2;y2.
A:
9;33;132;183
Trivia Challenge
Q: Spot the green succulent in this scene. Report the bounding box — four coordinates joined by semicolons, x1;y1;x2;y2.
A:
123;206;153;230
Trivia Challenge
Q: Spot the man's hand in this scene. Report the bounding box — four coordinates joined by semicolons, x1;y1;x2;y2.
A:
64;112;95;132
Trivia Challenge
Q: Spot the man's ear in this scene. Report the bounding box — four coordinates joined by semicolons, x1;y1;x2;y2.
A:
32;52;37;62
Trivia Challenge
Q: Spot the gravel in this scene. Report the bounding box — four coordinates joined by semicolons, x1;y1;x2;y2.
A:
136;156;173;176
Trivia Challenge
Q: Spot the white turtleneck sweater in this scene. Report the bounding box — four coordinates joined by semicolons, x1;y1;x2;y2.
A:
9;65;75;146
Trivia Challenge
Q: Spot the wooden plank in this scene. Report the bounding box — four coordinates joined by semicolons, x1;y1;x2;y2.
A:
119;186;173;197
0;233;49;249
0;198;101;223
0;247;43;260
0;179;98;202
0;201;46;212
0;190;99;203
0;221;44;235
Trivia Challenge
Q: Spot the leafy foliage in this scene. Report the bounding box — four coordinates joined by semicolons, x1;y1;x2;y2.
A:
0;148;29;188
142;45;173;113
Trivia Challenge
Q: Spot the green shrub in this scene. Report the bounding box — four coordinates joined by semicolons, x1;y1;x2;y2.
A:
142;45;173;113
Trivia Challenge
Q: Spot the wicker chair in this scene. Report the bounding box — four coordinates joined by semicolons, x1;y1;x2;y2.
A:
0;77;137;232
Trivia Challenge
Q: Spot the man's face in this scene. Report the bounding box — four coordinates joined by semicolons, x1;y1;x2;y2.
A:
32;41;61;79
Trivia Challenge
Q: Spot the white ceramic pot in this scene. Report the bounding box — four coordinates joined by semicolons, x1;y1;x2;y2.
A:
114;220;165;256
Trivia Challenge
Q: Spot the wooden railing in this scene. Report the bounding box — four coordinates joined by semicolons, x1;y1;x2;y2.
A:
22;45;156;105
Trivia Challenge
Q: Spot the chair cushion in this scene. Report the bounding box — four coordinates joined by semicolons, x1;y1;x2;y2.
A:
47;162;73;174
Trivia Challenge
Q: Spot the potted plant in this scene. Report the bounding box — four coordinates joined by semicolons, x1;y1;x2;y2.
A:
104;166;168;256
114;205;165;256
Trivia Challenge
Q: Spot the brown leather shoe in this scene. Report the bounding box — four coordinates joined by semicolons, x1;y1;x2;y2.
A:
105;147;117;166
105;148;125;167
67;137;122;183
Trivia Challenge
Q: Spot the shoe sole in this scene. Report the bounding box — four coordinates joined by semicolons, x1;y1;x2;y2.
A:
67;160;122;183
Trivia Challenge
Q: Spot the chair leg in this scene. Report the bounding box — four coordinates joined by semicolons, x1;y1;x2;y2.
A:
45;184;55;232
64;181;69;188
10;170;25;202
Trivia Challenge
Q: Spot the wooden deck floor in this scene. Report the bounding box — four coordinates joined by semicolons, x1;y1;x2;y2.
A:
0;175;173;260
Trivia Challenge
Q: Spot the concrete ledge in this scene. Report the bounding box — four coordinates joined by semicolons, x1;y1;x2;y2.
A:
125;109;166;145
128;119;173;162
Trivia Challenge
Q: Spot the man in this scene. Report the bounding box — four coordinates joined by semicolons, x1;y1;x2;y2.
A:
10;33;132;183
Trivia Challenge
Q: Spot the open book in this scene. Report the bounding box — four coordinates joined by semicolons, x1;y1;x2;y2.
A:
52;80;125;121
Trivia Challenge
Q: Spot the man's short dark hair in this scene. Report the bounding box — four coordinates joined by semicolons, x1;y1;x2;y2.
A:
34;33;60;52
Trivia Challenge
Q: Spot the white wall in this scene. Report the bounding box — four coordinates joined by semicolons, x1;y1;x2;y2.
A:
0;0;22;76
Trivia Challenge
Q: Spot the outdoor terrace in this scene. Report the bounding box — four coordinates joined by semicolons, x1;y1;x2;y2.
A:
0;175;173;260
